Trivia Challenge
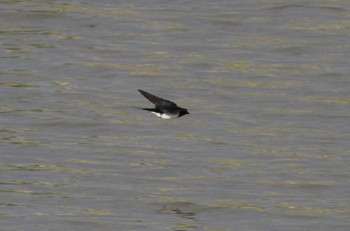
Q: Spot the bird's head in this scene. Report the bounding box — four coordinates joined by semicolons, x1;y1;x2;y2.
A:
178;108;190;117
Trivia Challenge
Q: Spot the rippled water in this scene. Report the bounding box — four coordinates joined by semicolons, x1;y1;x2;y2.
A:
1;0;350;230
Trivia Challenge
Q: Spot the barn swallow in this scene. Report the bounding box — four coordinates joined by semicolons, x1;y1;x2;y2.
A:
137;89;189;119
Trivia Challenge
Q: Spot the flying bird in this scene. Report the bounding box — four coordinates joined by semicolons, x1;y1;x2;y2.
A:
137;89;190;119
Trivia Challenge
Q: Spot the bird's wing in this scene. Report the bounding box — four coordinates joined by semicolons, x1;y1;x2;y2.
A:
138;89;176;106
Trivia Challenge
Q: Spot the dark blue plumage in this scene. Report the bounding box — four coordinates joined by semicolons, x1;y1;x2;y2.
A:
137;90;190;119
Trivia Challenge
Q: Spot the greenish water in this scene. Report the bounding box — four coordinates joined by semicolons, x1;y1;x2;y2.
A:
1;0;350;230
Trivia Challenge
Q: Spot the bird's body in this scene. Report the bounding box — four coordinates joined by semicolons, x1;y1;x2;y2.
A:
137;90;189;119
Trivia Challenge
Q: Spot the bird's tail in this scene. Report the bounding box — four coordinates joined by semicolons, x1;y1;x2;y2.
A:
133;106;155;112
141;108;156;112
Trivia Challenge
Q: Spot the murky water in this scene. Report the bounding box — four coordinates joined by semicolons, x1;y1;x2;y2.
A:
1;0;350;230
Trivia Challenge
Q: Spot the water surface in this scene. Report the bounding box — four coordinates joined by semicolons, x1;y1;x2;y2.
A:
1;0;350;230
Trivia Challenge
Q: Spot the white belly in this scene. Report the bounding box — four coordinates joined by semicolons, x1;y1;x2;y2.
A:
151;112;176;119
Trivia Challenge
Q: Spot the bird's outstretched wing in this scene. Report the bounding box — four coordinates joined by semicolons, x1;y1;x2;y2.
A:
138;89;176;106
